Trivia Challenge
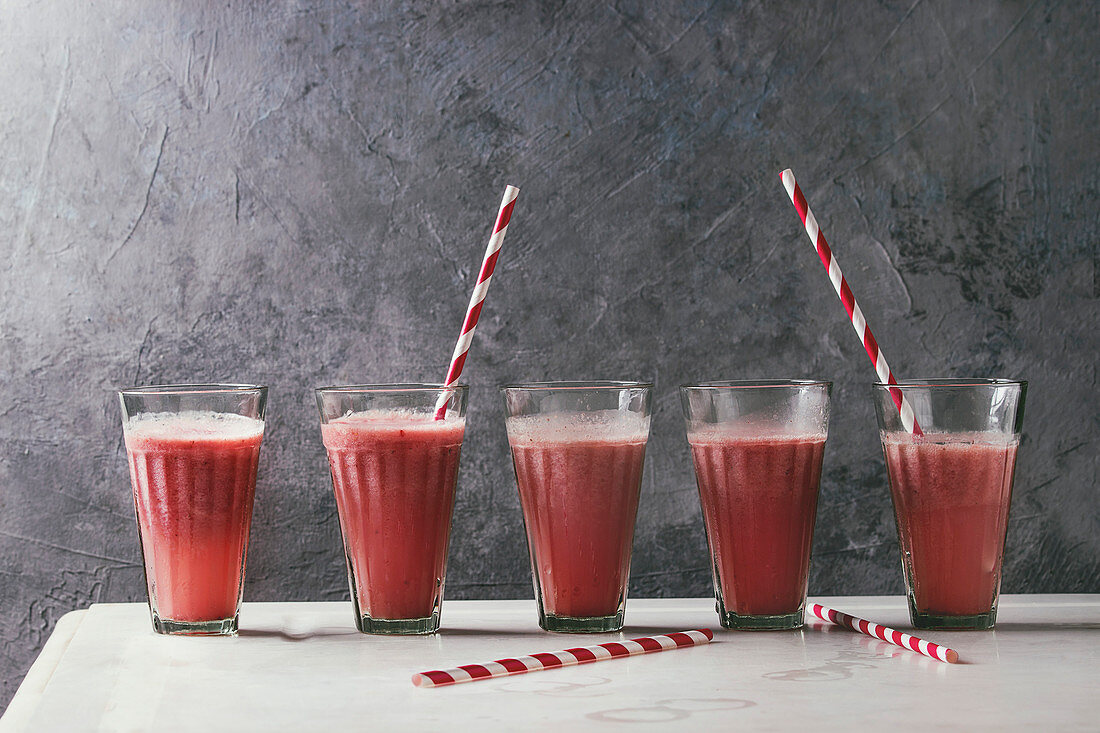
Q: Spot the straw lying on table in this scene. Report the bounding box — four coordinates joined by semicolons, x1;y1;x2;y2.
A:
412;629;714;688
434;184;520;419
808;603;959;664
779;169;922;435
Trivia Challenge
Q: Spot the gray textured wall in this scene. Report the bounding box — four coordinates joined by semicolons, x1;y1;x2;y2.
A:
1;0;1096;710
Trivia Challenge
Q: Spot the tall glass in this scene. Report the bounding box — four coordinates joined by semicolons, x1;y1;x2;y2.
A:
873;378;1025;630
118;384;267;636
681;381;831;630
316;384;467;634
501;381;652;633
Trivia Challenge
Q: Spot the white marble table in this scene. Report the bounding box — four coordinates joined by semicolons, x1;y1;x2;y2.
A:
2;595;1097;731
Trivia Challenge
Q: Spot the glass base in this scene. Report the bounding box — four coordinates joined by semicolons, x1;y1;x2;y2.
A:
717;597;803;631
355;613;440;635
719;609;803;631
540;611;625;633
910;607;996;630
152;613;238;636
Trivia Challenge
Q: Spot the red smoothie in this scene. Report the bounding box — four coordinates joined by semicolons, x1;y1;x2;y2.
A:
507;412;648;619
687;429;826;618
125;412;264;623
882;432;1018;617
320;411;464;621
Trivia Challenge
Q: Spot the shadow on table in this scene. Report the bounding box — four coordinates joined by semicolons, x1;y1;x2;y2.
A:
438;625;718;639
237;626;717;640
982;622;1100;631
438;627;559;637
238;627;361;641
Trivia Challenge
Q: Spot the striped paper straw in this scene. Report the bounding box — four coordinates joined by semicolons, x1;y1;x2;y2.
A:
779;169;922;435
412;629;713;688
808;603;959;664
434;184;519;420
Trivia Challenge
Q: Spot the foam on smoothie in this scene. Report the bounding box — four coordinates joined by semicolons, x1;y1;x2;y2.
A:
881;430;1018;448
321;409;465;451
688;422;827;445
505;410;649;446
124;411;264;448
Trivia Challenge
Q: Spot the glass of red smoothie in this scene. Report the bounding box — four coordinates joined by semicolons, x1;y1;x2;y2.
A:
501;381;652;633
680;380;831;630
873;378;1025;630
118;384;267;636
316;384;467;634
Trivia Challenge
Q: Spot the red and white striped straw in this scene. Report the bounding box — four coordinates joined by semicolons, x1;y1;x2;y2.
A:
434;184;519;420
779;169;922;435
808;603;959;664
412;629;713;688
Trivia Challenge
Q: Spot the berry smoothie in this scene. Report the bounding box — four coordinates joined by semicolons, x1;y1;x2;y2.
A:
506;412;648;621
320;411;464;623
687;428;826;621
882;432;1018;619
124;411;264;624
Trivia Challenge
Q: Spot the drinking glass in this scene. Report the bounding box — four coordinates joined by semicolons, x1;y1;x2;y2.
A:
501;381;652;632
316;384;467;634
873;378;1025;630
681;381;830;630
118;384;267;636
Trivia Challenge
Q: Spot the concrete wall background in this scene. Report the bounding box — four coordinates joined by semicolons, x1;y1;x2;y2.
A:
1;0;1096;710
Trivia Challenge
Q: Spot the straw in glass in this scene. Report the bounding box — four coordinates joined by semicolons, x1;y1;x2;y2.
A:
434;184;519;419
779;169;921;435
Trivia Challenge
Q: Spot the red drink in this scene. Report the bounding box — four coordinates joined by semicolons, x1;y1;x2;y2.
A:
320;411;464;628
125;412;264;626
688;429;825;622
883;432;1018;621
507;413;647;624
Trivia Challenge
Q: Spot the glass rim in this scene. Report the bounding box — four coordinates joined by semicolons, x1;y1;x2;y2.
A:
872;378;1026;389
498;380;653;391
680;379;831;390
315;383;468;394
118;383;267;396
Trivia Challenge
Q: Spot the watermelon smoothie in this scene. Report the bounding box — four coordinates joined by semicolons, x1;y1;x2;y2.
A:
688;429;826;624
883;432;1019;627
681;381;831;630
504;401;651;633
320;409;464;634
124;410;264;634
